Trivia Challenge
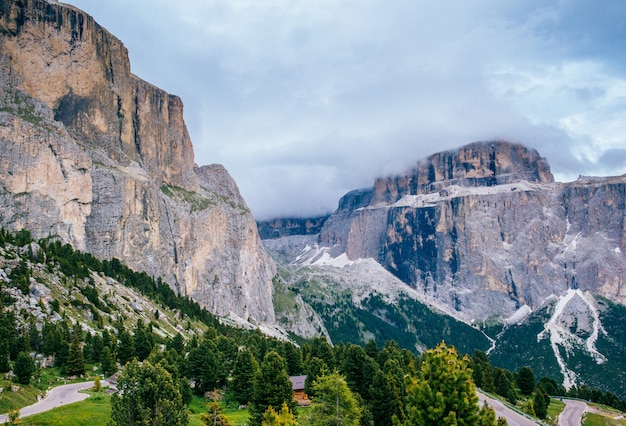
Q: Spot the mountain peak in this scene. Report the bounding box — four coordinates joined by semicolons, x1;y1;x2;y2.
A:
371;141;554;206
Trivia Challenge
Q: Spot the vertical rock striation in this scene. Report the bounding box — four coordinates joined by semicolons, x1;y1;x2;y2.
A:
0;0;275;323
320;142;626;320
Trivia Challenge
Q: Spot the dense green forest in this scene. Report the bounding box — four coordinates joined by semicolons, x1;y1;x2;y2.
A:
1;228;625;425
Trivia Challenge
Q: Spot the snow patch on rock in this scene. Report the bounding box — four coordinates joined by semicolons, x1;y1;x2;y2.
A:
537;289;607;390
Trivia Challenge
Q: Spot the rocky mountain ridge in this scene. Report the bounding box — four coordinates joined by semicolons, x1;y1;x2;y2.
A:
0;0;276;324
262;141;626;395
304;141;626;321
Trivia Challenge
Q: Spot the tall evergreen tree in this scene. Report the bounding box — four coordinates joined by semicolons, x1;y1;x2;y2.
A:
90;333;104;363
341;343;378;401
13;351;35;385
494;368;515;398
66;333;85;377
0;286;15;373
395;342;502;426
250;351;296;426
308;337;335;369
369;369;404;426
283;342;303;376
117;329;135;366
304;356;328;398
187;339;226;396
168;333;186;356
110;359;188;426
518;366;536;396
303;371;361;426
533;387;549;419
101;346;116;376
364;339;380;362
231;347;259;405
133;319;154;361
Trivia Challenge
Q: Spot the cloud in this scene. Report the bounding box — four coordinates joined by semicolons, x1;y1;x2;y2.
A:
69;0;626;219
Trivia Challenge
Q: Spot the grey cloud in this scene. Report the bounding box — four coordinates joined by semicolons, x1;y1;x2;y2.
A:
598;149;626;172
68;0;626;219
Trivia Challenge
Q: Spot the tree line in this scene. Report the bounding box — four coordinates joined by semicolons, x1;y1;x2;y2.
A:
2;227;626;424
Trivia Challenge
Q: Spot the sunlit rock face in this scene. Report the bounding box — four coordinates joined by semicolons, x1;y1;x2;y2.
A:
319;141;626;320
0;0;275;323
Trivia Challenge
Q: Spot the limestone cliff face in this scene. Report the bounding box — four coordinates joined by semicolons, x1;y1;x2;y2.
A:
370;141;554;206
0;0;275;323
320;142;626;320
256;216;329;240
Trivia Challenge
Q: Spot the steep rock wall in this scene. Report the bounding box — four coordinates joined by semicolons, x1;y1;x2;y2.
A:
0;0;275;323
321;142;626;319
257;216;329;240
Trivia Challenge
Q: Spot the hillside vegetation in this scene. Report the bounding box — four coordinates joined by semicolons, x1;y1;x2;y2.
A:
1;228;625;425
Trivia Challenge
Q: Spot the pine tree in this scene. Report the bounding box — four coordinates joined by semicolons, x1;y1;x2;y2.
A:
518;366;536;396
201;401;232;425
215;336;239;373
304;356;328;398
0;292;17;373
395;342;502;426
303;371;361;426
231;347;259;405
341;343;378;401
90;333;104;363
308;337;335;369
482;363;496;393
506;388;518;405
282;342;303;376
101;346;116;376
133;319;154;361
494;368;514;398
66;333;85;377
369;369;404;426
13;351;35;385
187;339;226;396
262;402;298;426
117;330;135;366
92;376;102;392
533;387;548;419
250;351;296;426
168;333;186;356
110;359;188;426
365;339;380;361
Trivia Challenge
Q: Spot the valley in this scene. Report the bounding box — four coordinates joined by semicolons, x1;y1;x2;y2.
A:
0;0;625;424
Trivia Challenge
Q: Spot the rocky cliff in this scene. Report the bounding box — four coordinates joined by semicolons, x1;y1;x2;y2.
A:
0;0;275;323
256;216;329;240
318;141;626;320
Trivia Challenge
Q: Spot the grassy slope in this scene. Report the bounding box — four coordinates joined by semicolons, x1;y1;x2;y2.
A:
19;394;254;426
18;393;111;426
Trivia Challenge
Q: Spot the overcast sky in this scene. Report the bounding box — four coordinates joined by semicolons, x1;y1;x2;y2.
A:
67;0;626;220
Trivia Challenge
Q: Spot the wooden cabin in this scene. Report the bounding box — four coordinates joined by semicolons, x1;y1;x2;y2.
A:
289;375;311;406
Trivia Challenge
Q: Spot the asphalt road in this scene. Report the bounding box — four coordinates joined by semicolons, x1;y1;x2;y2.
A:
478;391;540;426
559;399;587;426
0;380;105;423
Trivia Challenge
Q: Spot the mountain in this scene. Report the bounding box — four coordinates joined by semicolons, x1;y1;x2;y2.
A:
262;141;626;396
0;0;275;324
318;141;625;321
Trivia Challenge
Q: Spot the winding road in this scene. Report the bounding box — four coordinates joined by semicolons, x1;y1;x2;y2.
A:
559;399;588;426
1;382;587;425
478;391;539;426
0;380;106;424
